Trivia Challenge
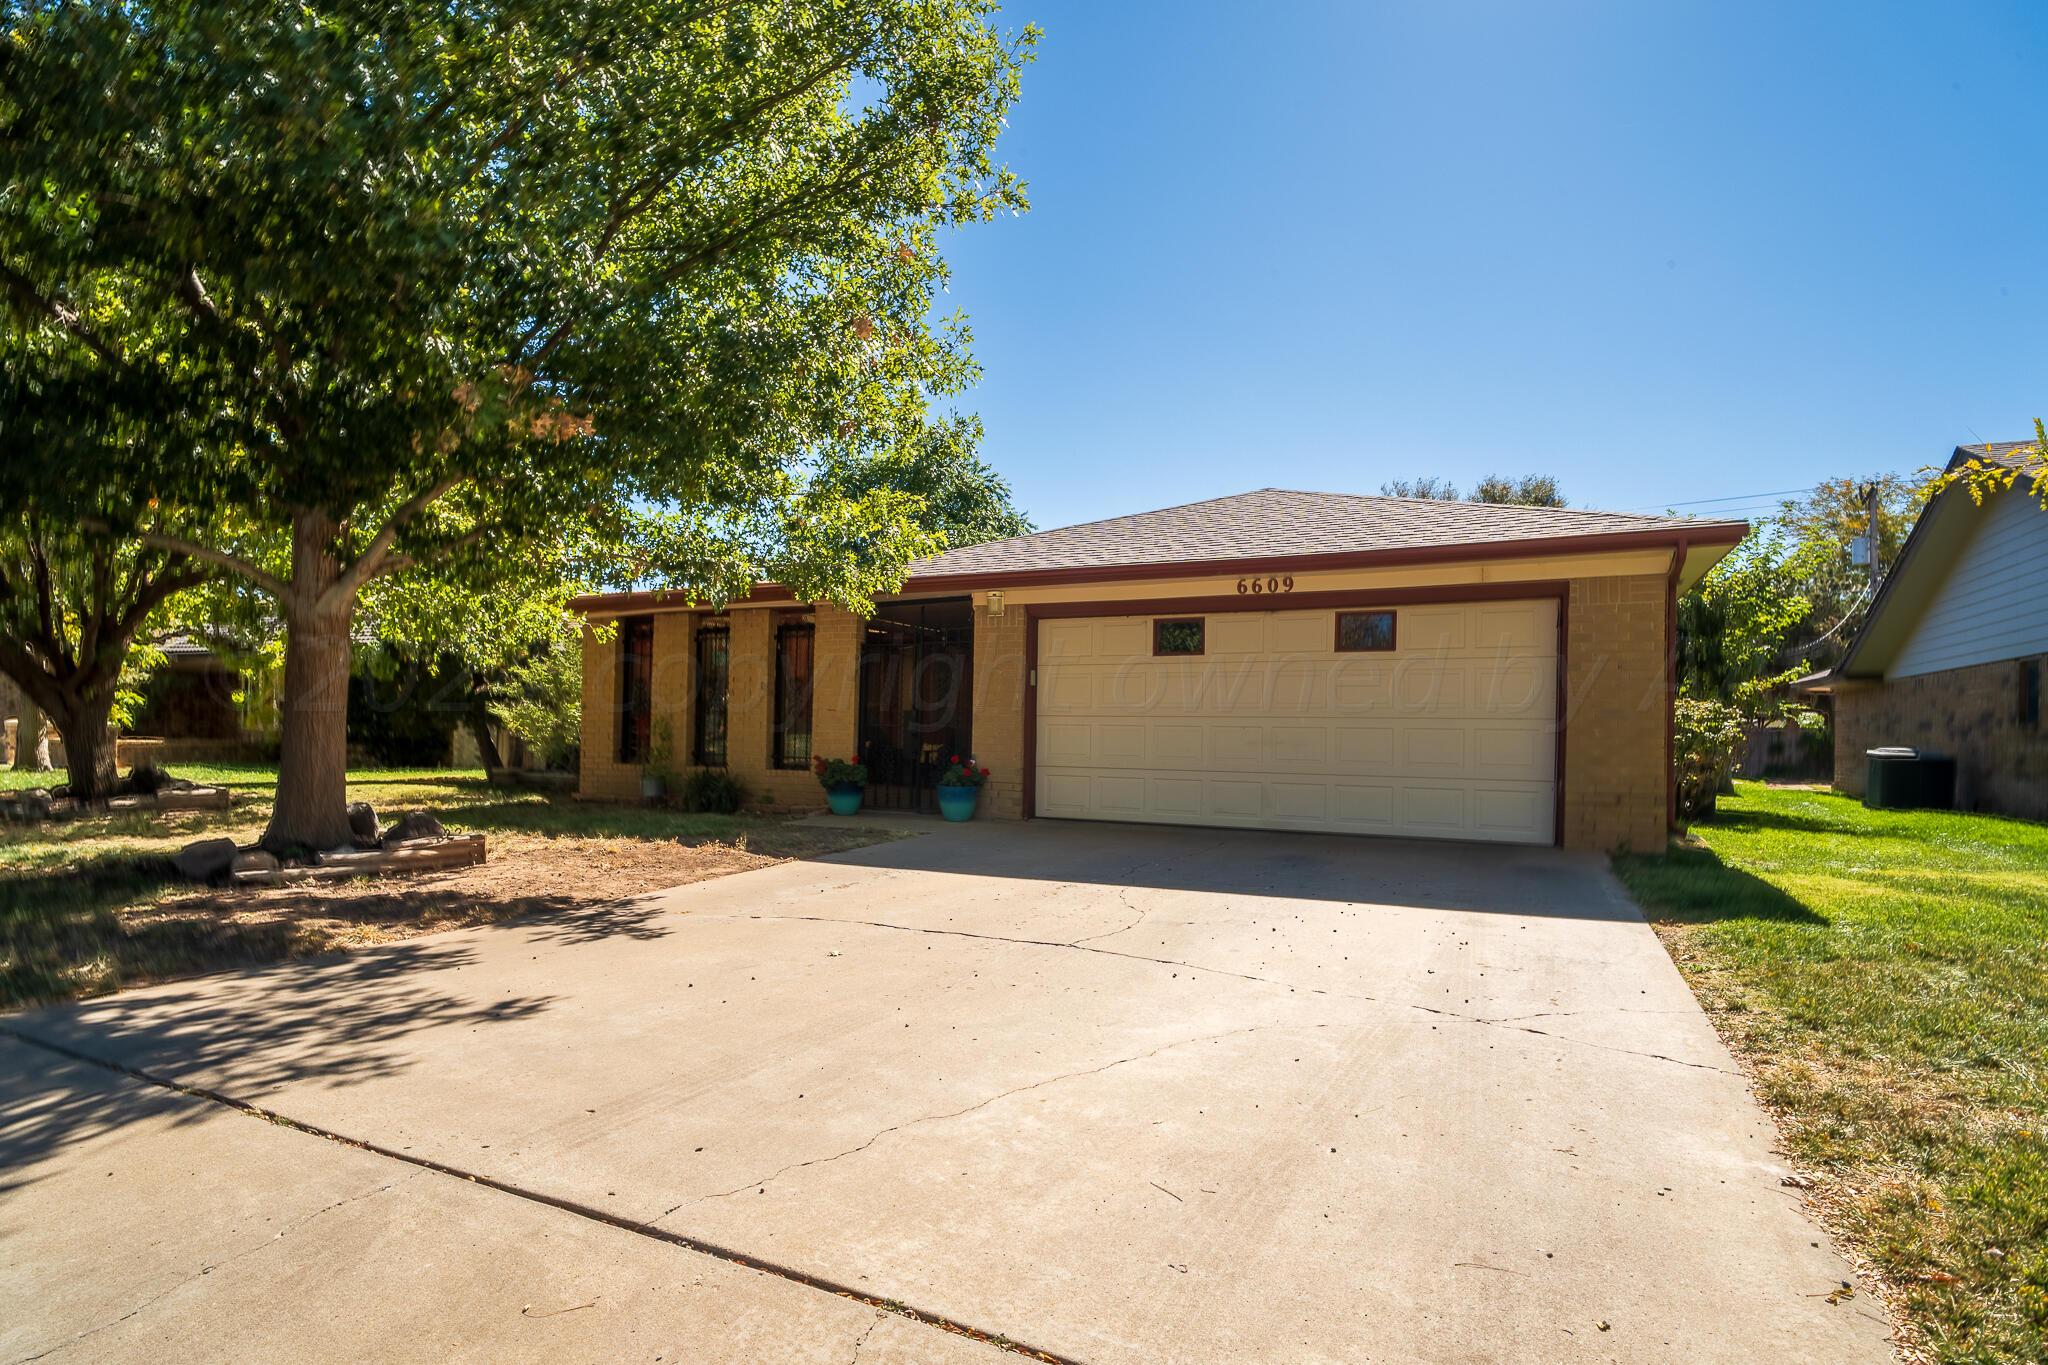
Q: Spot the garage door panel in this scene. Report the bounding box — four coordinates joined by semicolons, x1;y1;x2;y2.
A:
1402;728;1467;770
1476;602;1552;651
1331;660;1394;710
1480;661;1555;716
1096;723;1148;763
1398;606;1470;651
1473;787;1549;840
1095;775;1146;814
1038;772;1092;815
1153;725;1206;764
1400;786;1468;832
1396;662;1467;711
1334;726;1396;766
1269;726;1328;765
1034;599;1557;845
1332;783;1396;827
1268;614;1327;654
1474;727;1549;779
1040;720;1094;765
1267;782;1328;821
1207;780;1263;818
1206;725;1264;765
1207;614;1267;655
1151;777;1204;815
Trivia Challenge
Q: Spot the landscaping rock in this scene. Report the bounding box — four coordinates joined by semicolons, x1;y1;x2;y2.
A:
347;801;380;844
230;848;281;878
155;786;230;812
173;837;238;883
380;809;445;847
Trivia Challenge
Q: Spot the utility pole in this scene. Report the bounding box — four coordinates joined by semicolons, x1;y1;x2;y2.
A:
1859;482;1882;582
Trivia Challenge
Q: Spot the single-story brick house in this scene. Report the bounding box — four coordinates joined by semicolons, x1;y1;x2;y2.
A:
1800;443;2048;818
572;489;1744;852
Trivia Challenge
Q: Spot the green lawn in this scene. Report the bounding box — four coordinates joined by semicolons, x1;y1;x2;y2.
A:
2;764;878;1008
1617;783;2048;1363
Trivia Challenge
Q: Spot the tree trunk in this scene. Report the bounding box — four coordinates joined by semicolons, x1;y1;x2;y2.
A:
263;514;357;853
11;696;51;772
52;694;117;801
467;696;504;772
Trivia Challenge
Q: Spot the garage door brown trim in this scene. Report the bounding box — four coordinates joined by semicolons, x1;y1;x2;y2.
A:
1023;581;1569;846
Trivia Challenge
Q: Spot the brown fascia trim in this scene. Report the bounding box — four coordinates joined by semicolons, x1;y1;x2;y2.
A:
568;523;1747;615
908;523;1747;593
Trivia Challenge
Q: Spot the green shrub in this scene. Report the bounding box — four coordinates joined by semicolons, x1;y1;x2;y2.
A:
490;621;582;770
677;768;745;814
1674;697;1746;820
812;756;867;788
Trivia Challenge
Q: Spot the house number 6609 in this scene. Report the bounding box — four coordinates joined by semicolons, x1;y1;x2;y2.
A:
1236;575;1294;595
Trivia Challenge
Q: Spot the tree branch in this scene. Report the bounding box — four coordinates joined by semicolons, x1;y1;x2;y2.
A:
0;262;128;371
98;524;291;600
320;476;463;610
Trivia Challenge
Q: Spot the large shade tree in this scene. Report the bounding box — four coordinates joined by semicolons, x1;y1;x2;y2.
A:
0;515;207;798
2;0;1033;849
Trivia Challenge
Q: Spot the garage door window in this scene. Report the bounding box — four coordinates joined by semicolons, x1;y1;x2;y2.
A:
1335;610;1397;652
1153;618;1205;656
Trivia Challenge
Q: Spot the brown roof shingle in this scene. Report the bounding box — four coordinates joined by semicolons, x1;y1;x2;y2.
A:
907;487;1741;582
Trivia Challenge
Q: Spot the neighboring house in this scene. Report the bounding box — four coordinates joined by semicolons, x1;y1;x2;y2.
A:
1800;443;2048;818
571;489;1744;852
124;637;275;764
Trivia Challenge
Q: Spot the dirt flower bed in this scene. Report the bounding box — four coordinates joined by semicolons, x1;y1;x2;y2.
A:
1;764;888;1008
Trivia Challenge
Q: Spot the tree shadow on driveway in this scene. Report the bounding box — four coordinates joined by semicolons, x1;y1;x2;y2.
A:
0;938;555;1188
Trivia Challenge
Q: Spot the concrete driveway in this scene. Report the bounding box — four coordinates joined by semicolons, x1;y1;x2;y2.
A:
3;820;1892;1363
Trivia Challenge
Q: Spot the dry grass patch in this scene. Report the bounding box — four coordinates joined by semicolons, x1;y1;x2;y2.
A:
2;764;887;1008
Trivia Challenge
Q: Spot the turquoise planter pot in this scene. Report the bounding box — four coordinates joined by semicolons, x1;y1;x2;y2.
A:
935;784;979;822
826;784;864;816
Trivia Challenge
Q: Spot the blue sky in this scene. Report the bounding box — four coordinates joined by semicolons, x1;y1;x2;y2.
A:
938;1;2048;532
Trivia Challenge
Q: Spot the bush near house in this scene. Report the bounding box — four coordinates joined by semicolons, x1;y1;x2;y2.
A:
1618;783;2048;1363
1673;697;1746;819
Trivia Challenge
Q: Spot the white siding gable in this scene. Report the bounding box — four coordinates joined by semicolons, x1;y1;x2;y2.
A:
1890;488;2048;679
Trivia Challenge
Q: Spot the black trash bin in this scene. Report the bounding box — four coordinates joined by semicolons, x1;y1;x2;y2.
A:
1864;747;1957;810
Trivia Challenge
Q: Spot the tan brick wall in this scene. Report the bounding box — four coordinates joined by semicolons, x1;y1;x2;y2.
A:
586;580;1677;849
1561;573;1670;854
578;606;860;813
578;620;633;801
1832;657;2048;818
971;602;1030;820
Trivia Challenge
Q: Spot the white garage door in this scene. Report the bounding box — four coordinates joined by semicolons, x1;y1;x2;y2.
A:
1034;599;1558;845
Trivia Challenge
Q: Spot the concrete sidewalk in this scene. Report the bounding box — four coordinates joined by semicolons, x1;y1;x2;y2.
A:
3;820;1895;1363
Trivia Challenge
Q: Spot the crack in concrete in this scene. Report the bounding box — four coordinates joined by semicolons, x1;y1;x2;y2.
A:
678;1023;1270;1208
1069;886;1150;947
0;1025;1084;1365
745;913;1741;1076
9;1173;419;1364
747;912;1353;1000
848;1311;883;1365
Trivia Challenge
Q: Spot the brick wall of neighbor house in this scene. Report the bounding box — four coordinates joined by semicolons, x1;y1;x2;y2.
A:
1831;656;2048;819
1562;573;1669;854
971;601;1030;820
579;606;861;812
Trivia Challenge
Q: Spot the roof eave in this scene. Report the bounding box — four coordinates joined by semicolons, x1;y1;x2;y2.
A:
901;522;1748;594
566;522;1747;615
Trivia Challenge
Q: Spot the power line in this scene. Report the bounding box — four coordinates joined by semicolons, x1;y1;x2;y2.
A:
1621;485;1818;514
